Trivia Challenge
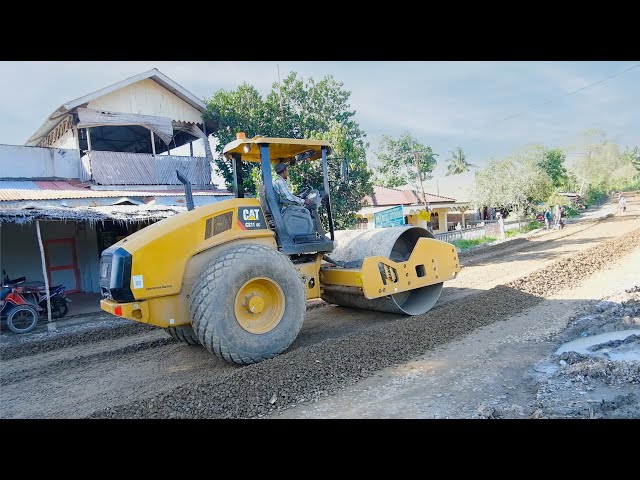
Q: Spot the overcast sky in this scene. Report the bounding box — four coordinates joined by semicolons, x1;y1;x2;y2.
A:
1;61;638;198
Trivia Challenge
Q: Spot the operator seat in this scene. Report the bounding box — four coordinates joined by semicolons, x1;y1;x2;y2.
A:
258;182;317;242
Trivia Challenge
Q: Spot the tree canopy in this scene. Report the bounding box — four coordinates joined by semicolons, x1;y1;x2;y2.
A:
204;71;373;229
294;121;373;230
473;146;552;218
539;148;569;188
623;145;640;172
570;131;636;194
373;132;438;193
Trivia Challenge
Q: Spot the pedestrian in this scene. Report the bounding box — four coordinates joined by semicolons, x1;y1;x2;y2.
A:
618;195;627;213
496;211;505;239
544;209;552;230
559;205;566;229
554;205;562;229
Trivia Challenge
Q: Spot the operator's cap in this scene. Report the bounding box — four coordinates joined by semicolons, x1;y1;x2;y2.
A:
275;162;287;174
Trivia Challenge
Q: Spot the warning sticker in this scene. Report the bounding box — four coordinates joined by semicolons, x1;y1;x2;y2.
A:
132;275;144;289
237;207;265;230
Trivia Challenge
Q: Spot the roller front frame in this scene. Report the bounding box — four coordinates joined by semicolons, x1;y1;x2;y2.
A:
320;237;460;300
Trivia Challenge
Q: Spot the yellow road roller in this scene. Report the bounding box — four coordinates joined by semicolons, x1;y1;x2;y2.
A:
99;134;461;365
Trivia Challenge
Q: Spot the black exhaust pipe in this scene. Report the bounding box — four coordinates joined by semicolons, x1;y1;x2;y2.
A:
176;170;194;211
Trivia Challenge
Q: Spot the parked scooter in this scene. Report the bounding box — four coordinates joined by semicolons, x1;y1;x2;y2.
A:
1;271;71;334
23;283;70;319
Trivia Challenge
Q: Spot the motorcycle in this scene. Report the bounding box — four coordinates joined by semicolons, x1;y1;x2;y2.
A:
1;271;71;334
1;276;39;334
23;282;70;319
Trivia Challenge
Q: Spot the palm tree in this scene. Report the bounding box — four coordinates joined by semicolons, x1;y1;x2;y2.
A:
445;147;476;176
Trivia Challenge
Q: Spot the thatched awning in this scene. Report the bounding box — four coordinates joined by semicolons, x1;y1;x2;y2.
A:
0;204;186;225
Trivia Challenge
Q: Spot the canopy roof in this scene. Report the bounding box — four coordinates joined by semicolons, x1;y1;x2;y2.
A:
223;135;331;163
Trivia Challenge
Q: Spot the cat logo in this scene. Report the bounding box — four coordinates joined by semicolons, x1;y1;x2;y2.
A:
243;209;259;221
237;207;265;230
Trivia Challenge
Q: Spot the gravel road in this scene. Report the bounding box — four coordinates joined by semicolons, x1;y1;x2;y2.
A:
1;194;638;419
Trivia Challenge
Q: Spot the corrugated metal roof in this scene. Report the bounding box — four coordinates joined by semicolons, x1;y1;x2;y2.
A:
89;151;211;185
0;181;86;191
34;181;86;190
0;204;188;224
0;181;41;190
0;187;231;202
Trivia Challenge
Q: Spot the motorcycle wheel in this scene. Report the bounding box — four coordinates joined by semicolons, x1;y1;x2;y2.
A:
49;297;69;319
6;305;39;334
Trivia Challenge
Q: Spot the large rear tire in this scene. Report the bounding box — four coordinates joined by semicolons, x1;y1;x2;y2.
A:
164;325;200;345
6;305;39;334
191;243;306;365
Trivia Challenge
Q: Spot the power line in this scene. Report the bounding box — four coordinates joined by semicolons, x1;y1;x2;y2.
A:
493;63;640;127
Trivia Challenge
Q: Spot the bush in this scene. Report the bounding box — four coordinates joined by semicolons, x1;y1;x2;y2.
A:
564;206;579;218
585;188;607;207
505;221;543;238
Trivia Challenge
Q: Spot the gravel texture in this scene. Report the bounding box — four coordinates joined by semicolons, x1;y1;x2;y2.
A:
89;225;640;419
0;317;155;361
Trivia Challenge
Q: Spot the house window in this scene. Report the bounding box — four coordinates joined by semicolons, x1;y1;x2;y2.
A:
429;212;439;230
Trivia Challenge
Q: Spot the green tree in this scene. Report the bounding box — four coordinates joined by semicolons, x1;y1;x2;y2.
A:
292;121;373;230
445;147;476;176
204;71;372;229
203;83;270;194
264;73;365;141
623;145;640;172
539;148;569;188
373;132;438;195
473;146;552;222
570;131;636;194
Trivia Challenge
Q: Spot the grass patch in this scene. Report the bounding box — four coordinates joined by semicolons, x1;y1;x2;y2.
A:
565;206;580;218
506;221;543;238
451;237;497;250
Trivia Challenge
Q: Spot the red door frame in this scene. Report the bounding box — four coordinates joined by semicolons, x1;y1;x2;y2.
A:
44;238;81;293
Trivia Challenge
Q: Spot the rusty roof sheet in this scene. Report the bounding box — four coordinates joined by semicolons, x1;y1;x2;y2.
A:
364;186;455;206
34;181;86;190
0;183;231;202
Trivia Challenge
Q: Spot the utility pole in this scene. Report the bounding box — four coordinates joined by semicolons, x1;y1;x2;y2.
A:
411;151;428;208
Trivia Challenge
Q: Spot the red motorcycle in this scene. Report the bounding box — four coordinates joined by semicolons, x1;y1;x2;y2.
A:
1;273;70;334
1;276;39;334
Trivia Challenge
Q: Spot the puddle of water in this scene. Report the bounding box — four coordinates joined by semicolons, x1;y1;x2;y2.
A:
607;350;640;362
556;329;640;358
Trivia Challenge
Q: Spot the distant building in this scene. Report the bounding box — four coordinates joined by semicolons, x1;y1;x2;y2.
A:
357;186;471;233
0;69;232;294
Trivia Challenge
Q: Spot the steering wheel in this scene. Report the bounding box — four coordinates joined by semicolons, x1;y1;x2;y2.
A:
297;185;312;198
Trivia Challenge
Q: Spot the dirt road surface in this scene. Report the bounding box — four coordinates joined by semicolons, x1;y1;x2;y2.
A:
1;193;638;419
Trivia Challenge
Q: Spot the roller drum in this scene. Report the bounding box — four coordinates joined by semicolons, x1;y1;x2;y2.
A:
321;226;444;315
